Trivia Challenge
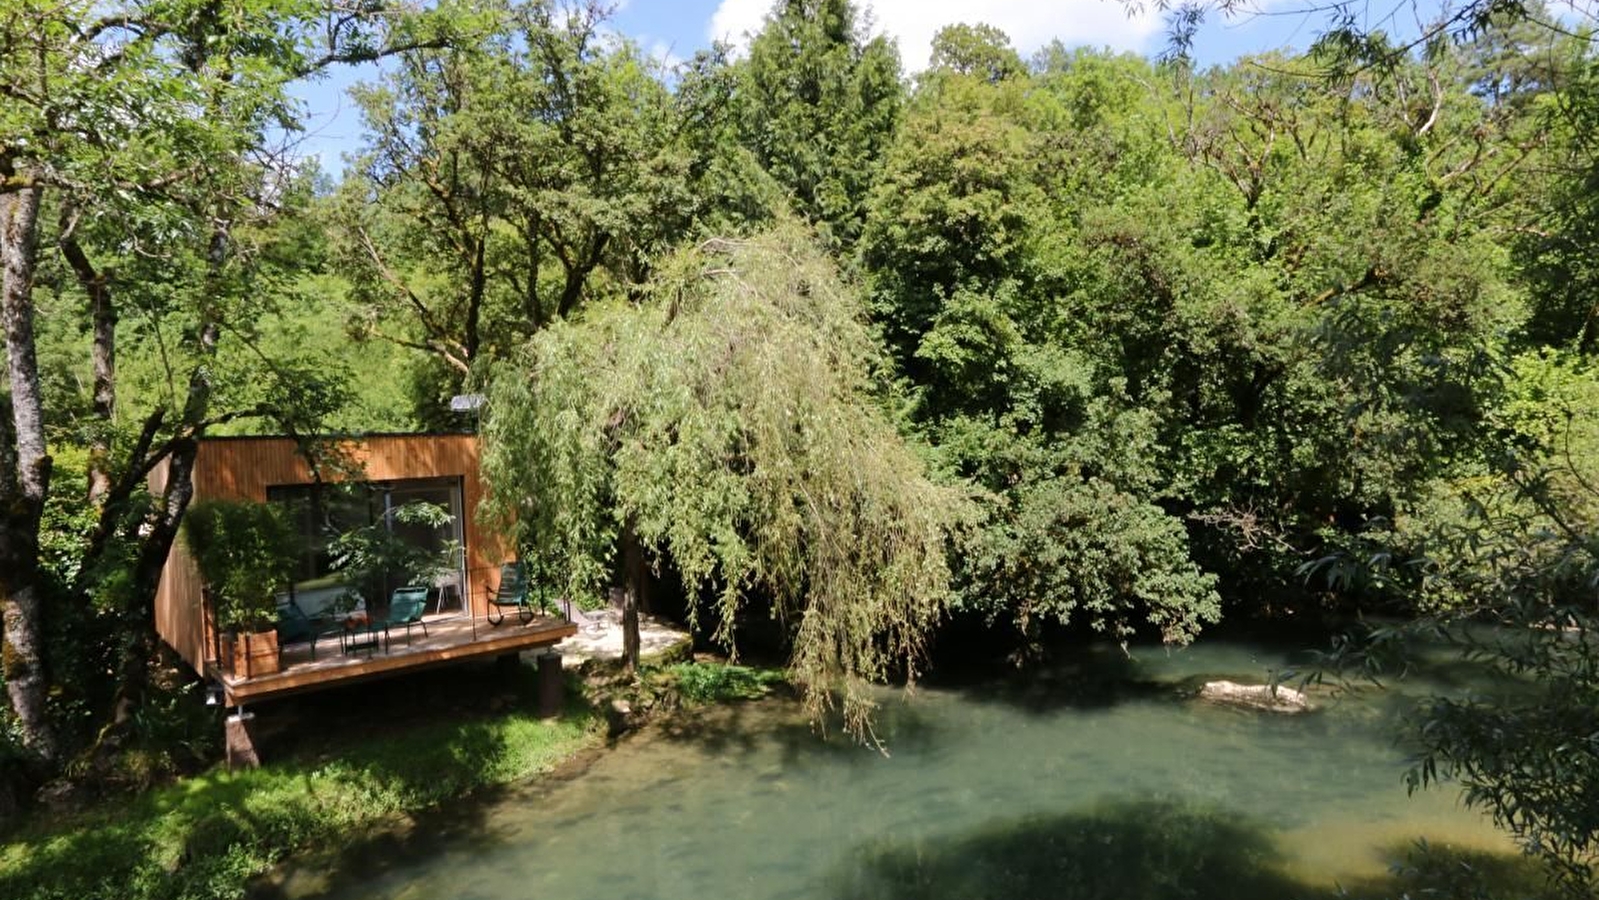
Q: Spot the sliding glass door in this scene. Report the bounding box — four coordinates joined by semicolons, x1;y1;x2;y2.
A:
383;478;467;614
268;477;468;618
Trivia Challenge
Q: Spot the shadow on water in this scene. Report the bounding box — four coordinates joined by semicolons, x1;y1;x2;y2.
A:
926;640;1311;719
833;798;1304;900
1337;839;1573;900
935;645;1183;715
831;798;1567;900
648;637;1365;767
650;694;947;769
927;629;1530;729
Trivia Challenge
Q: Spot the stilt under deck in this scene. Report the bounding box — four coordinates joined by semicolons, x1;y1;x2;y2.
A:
211;614;577;706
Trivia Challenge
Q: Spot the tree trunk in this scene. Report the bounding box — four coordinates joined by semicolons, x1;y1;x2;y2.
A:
620;519;648;672
464;236;484;361
91;231;224;752
87;437;198;767
58;226;115;504
556;233;609;317
523;215;542;328
0;177;59;764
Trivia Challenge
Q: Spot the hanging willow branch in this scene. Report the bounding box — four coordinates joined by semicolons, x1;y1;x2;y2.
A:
481;224;976;739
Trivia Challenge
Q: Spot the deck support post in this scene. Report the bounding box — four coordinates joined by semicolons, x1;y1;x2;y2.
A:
536;651;563;718
225;709;260;770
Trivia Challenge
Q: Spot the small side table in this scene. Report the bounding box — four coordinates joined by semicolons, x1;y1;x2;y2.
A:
340;614;383;656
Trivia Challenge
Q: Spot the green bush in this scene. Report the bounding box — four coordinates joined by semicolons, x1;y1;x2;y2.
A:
182;501;300;632
664;663;787;704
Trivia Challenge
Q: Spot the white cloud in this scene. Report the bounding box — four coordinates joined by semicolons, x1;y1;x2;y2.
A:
708;0;1162;71
707;0;768;50
648;39;687;70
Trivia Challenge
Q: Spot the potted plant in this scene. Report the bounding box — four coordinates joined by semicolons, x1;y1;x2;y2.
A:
183;499;301;678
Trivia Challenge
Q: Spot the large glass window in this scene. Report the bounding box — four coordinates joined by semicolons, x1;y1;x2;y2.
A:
267;477;467;616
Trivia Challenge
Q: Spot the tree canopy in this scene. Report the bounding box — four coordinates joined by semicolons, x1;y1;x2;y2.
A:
481;225;971;736
1;0;456;770
7;1;1599;885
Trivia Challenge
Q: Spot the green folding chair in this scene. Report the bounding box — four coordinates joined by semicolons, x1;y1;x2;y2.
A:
486;563;540;625
384;586;430;646
276;598;351;660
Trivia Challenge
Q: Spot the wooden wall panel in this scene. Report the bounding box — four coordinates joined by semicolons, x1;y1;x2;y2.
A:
154;524;209;673
154;434;514;673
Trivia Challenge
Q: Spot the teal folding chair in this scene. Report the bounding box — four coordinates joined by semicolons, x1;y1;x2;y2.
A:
276;598;350;660
384;586;430;646
486;563;539;625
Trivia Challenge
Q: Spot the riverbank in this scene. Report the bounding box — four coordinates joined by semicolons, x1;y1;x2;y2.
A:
0;661;602;900
0;627;787;900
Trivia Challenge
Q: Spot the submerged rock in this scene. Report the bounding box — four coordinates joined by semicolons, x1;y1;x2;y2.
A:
1198;680;1311;714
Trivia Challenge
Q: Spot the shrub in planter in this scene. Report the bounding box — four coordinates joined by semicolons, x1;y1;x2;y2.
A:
183;499;300;677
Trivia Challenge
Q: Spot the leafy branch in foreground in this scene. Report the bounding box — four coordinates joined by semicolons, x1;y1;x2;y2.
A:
1314;453;1599;892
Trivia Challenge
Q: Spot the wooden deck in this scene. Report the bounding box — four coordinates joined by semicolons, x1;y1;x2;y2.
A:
212;614;577;705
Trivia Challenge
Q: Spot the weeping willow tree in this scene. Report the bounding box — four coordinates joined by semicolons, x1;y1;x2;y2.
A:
480;225;972;737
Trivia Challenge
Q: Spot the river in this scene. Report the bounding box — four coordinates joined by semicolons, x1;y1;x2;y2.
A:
277;637;1542;900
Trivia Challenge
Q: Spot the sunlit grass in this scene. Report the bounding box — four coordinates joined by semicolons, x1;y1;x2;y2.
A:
659;661;788;704
0;693;599;900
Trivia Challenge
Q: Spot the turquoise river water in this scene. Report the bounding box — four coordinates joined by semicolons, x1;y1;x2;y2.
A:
277;638;1534;900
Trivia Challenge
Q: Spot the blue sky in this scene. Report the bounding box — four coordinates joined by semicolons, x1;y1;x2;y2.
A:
289;0;1416;175
613;0;1338;67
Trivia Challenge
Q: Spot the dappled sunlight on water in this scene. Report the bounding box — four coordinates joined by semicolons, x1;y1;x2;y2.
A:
275;639;1547;900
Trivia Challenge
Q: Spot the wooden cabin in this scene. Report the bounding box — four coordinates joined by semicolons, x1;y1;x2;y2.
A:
153;433;575;717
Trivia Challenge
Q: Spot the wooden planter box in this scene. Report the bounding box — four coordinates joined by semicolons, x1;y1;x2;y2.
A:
231;630;281;679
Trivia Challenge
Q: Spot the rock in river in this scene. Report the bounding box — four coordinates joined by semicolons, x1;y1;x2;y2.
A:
1198;680;1311;714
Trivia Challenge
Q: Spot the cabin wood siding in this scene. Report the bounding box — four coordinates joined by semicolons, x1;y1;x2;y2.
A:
153;434;512;673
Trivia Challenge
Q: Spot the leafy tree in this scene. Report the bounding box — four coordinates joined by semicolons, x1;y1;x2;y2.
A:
1124;11;1599;886
1514;52;1599;352
0;0;454;776
1151;0;1592;67
671;45;789;236
1074;50;1520;610
738;0;903;246
1318;434;1599;891
926;23;1026;84
332;0;744;420
861;46;1221;650
481;225;972;737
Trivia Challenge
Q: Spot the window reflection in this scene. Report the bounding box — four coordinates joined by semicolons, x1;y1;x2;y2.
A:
266;477;466;617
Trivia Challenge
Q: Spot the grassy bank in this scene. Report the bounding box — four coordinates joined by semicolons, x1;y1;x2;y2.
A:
0;668;601;900
0;654;788;900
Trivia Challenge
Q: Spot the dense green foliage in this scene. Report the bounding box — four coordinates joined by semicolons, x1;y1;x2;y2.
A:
328;0;696;417
481;227;972;735
181;501;300;632
6;0;1599;888
738;0;902;246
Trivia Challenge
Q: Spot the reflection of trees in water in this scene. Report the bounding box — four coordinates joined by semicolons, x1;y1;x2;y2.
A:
835;798;1560;900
